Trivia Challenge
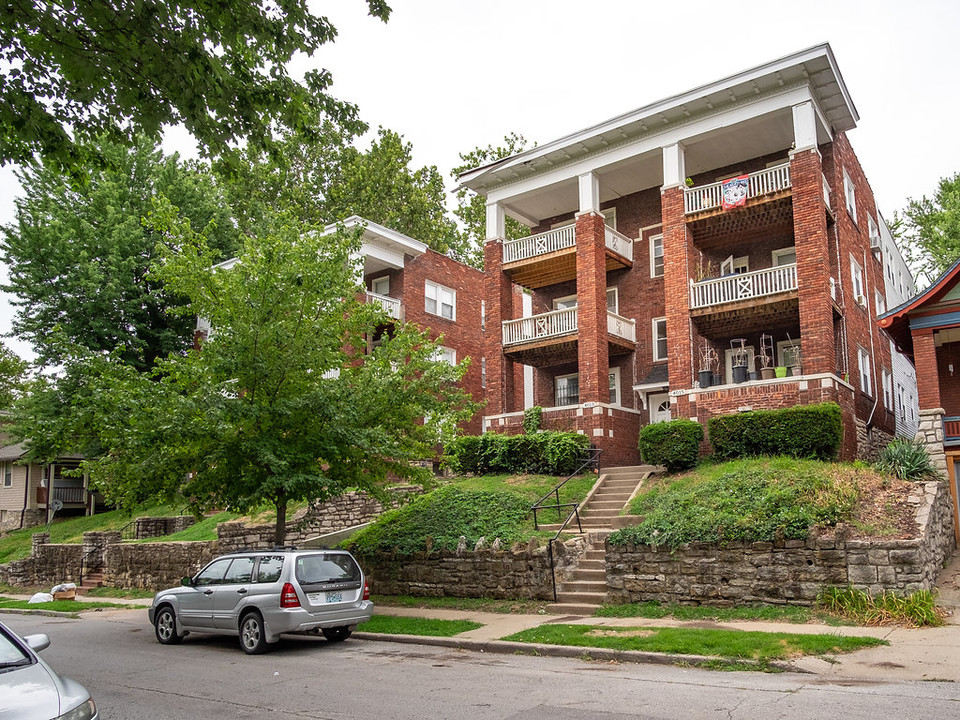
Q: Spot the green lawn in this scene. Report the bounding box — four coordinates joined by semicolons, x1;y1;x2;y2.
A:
594;601;846;625
373;594;549;615
360;615;482;637
502;624;886;662
0;596;147;612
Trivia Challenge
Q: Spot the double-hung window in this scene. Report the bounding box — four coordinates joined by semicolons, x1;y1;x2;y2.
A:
652;318;667;361
555;374;579;407
843;168;857;223
649;235;664;278
425;281;455;320
434;346;456;366
858;347;872;395
2;463;10;488
850;255;865;305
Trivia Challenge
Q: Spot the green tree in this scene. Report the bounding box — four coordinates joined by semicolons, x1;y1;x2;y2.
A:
452;133;532;268
0;0;390;174
17;209;476;545
897;172;960;283
1;135;240;371
0;344;28;411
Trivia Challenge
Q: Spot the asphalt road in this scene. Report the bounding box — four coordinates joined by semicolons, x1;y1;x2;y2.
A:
4;609;960;720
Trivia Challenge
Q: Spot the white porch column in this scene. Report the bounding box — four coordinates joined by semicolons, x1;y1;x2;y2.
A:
662;142;686;190
485;201;505;241
578;171;600;215
792;100;818;153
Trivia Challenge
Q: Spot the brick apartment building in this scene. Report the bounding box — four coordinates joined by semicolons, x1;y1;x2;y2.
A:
458;43;917;466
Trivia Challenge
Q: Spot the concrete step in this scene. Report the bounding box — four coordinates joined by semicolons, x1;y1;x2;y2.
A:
554;591;608;605
585;500;627;510
559;580;607;594
565;568;607;582
545;602;602;616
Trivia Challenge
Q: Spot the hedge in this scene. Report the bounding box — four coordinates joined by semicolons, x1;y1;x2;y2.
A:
637;419;703;472
446;431;590;476
707;402;842;461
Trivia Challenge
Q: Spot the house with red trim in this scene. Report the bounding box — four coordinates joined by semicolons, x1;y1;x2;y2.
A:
459;44;917;466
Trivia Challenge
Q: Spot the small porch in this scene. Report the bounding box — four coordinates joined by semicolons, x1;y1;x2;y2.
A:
502;307;636;367
501;225;633;289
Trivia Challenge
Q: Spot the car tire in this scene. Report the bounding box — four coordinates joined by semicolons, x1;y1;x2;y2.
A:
154;606;182;645
322;626;352;642
239;611;271;655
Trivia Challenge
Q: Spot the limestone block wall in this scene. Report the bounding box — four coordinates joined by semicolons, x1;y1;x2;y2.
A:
133;516;195;540
0;533;84;587
606;480;956;606
102;541;218;590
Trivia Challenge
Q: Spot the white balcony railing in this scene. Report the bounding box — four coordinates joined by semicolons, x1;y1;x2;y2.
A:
503;307;578;346
502;307;636;346
690;263;797;309
604;227;634;261
503;225;576;263
366;291;402;319
822;172;832;210
684;162;792;215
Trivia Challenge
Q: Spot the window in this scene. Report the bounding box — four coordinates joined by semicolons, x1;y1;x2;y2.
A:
875;290;886;316
650;234;664;278
720;255;748;275
772;247;796;266
850;255;865;305
371;276;390;296
255;556;284;584
223;557;255;584
882;369;893;410
555;374;579;406
425;281;455;320
609;367;621;405
606;287;618;314
843;168;857;223
777;340;801;368
858;347;872;395
434;346;456;365
553;294;577;310
652;318;667;361
897;383;906;421
2;463;10;488
481;357;486;389
481;300;486;332
194;558;231;586
868;216;880;246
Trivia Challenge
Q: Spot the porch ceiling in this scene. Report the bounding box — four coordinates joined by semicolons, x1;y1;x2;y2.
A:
692;295;799;338
503;337;634;368
687;196;795;249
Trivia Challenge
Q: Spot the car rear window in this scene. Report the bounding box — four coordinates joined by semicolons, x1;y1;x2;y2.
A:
295;554;360;585
255;556;284;583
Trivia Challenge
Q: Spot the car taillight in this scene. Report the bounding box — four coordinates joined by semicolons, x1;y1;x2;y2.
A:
280;582;301;608
363;581;370;601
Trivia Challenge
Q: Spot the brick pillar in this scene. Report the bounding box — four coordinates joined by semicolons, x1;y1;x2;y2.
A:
661;185;694;417
576;212;609;406
913;328;941;410
791;148;836;375
484;239;515;417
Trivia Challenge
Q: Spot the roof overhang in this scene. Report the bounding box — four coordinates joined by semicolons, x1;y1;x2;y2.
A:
878;257;960;358
328;216;428;275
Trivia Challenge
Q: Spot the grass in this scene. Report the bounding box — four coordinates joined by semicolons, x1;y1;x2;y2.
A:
373;594;549;615
83;586;155;600
137;511;240;543
360;614;483;637
594;601;845;625
0;596;147;612
501;624;886;662
447;473;597;507
817;586;946;627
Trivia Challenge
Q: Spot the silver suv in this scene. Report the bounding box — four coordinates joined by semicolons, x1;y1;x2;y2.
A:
148;547;373;654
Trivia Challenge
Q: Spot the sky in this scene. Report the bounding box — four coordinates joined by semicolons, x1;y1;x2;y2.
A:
1;0;958;360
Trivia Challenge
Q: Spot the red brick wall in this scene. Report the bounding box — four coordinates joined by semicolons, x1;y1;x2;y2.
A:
575;212;610;406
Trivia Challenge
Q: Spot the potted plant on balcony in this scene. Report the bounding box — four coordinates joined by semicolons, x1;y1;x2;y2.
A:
698;344;718;389
759;352;776;380
730;338;749;384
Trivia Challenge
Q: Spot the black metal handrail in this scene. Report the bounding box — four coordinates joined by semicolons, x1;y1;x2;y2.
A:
78;546;99;586
530;447;602;530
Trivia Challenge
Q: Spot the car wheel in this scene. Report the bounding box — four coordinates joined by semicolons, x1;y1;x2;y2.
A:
154;606;182;645
239;611;271;654
322;626;352;642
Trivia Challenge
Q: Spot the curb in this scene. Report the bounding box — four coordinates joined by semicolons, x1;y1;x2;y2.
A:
351;632;801;673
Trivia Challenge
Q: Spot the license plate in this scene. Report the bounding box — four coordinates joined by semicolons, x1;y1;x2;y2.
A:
325;591;343;604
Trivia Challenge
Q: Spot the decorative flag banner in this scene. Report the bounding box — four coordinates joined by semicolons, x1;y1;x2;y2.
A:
721;175;749;210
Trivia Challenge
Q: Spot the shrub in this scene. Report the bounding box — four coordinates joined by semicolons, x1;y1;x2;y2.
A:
522;406;543;434
816;585;945;627
708;402;842;461
445;431;589;476
637;419;703;472
875;438;938;482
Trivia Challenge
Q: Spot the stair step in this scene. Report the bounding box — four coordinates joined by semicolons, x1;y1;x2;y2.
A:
565;569;607;581
554;591;608;604
559;580;607;593
545;603;602;616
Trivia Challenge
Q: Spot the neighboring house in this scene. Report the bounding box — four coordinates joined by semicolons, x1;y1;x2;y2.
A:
458;43;916;465
879;257;960;543
0;441;97;532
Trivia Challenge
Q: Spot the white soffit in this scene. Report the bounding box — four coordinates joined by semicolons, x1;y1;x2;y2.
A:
458;43;856;196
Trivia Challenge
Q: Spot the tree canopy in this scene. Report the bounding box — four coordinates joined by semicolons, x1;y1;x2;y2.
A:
16;209;476;544
0;0;390;174
0;343;28;411
1;134;240;371
897;172;960;283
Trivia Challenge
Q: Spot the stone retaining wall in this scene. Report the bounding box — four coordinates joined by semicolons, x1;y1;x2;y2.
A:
133;516;195;540
606;480;956;605
102;541;218;590
0;533;84;587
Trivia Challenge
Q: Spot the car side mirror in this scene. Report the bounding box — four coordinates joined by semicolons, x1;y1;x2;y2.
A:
181;576;194;587
24;633;50;652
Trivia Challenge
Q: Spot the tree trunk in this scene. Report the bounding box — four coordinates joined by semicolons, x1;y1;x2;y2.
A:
274;494;287;547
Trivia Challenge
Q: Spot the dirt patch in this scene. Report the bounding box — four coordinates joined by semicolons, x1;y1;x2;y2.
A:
813;468;919;541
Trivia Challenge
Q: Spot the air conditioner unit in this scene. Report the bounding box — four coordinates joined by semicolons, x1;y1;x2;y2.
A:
870;234;881;250
856;294;867;306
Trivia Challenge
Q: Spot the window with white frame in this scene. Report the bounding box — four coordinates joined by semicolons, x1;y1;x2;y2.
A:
555;373;579;406
868;215;880;245
653;318;668;361
777;340;801;368
720;255;749;275
897;383;906;421
606;287;618;314
480;300;485;332
434;346;456;366
2;463;10;488
858;346;872;395
481;357;486;389
850;255;865;305
425;281;455;320
772;247;796;266
875;289;886;316
609;367;621;405
650;234;664;278
843;168;857;223
371;275;390;296
882;369;893;410
553;294;577;310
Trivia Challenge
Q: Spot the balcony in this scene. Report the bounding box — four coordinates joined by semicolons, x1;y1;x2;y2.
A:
690;264;797;310
502;307;635;366
501;225;633;289
36;486;88;506
684;163;792;216
690;264;799;337
365;291;402;320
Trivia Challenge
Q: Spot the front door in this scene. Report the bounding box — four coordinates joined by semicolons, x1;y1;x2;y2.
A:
649;393;672;423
